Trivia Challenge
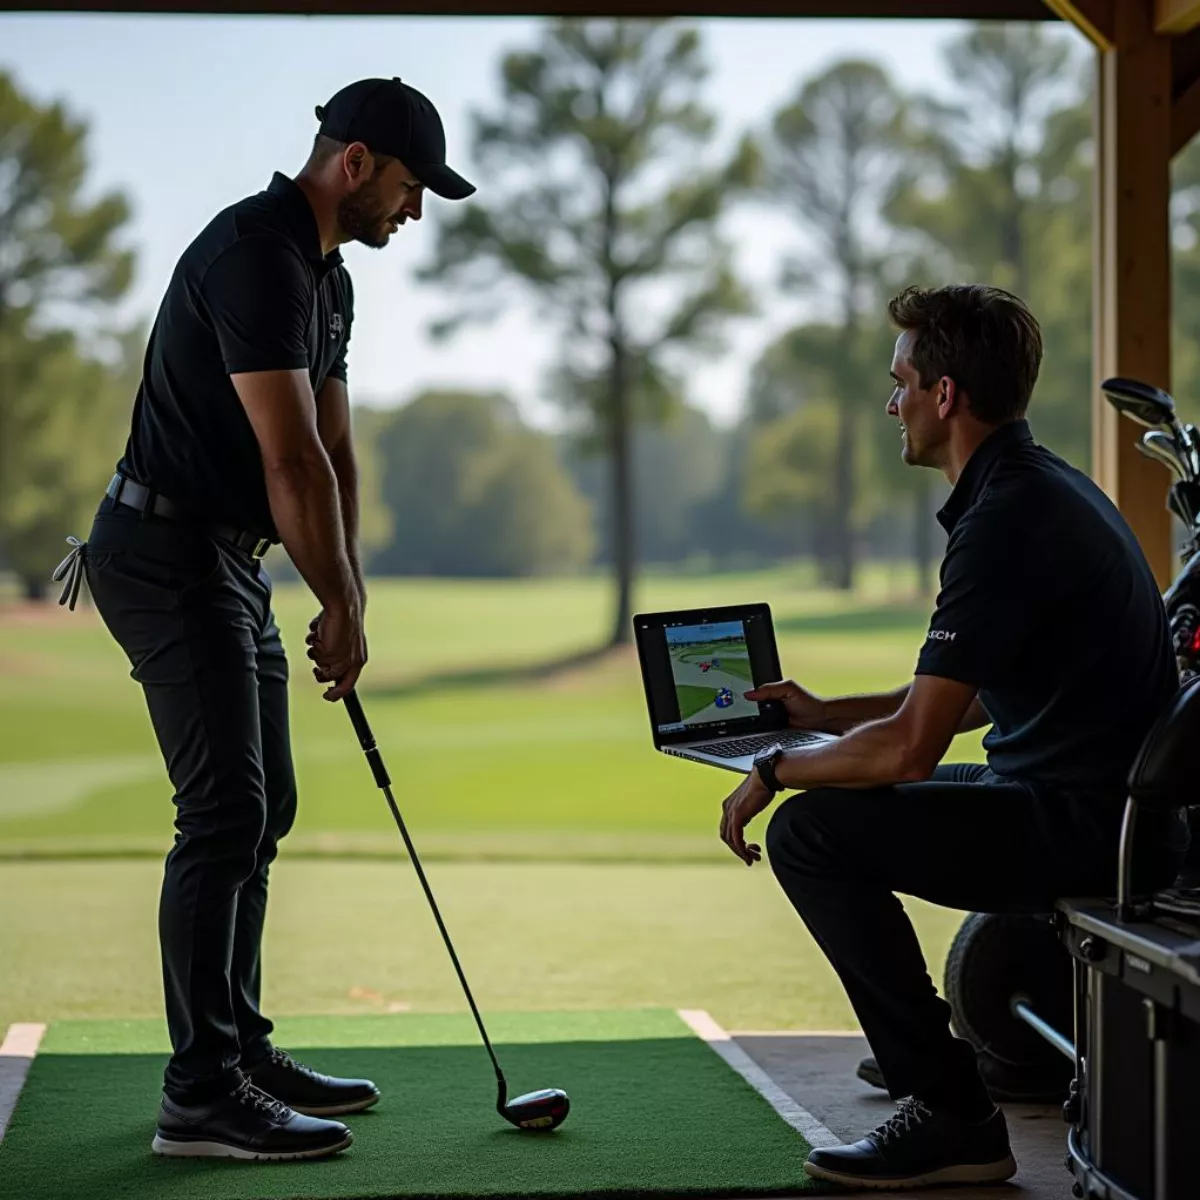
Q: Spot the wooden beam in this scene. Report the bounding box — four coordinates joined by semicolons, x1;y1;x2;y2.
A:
1094;0;1175;588
1158;0;1200;35
1173;70;1200;152
1044;0;1115;50
1170;26;1200;152
0;0;1057;13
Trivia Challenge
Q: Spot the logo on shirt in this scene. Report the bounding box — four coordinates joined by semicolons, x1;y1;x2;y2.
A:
927;629;957;642
329;312;344;340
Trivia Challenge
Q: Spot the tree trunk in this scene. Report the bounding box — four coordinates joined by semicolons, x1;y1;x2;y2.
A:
22;575;46;602
831;403;856;591
914;479;934;598
607;341;635;647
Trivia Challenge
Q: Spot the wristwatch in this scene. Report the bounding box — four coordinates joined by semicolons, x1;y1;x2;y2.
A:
753;743;787;794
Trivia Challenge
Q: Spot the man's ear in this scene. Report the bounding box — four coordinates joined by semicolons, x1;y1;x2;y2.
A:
343;142;372;186
936;376;959;420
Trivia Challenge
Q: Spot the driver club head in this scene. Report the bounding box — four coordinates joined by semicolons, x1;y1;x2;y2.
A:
498;1087;571;1132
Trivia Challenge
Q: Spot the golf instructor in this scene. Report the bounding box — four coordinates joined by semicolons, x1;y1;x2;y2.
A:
718;285;1186;1190
62;79;474;1161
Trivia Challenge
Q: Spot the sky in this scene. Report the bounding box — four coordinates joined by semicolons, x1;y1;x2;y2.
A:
0;13;1077;428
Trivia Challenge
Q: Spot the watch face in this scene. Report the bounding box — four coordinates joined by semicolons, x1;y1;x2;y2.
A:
754;743;783;764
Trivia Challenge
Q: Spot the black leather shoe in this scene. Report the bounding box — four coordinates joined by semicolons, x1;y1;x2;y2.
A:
247;1048;380;1116
803;1096;1017;1189
152;1074;352;1160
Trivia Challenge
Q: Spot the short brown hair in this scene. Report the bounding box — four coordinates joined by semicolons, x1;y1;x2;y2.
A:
887;284;1043;424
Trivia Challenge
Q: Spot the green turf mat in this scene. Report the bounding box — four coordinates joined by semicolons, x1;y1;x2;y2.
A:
0;1010;820;1198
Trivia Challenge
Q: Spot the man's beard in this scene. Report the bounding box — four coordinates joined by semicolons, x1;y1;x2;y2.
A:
337;184;394;249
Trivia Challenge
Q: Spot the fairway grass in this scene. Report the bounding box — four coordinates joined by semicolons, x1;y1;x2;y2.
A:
0;567;979;858
0;568;975;1037
0;859;966;1038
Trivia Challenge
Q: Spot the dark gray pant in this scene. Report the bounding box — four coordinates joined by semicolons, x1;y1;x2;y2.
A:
765;763;1181;1117
85;499;295;1102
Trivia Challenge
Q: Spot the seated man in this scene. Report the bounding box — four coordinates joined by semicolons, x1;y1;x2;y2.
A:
718;284;1185;1190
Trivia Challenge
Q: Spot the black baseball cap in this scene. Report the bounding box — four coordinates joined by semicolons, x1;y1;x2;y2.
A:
315;77;475;201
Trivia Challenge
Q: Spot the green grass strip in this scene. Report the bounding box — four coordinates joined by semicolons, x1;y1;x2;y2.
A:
1;1010;820;1198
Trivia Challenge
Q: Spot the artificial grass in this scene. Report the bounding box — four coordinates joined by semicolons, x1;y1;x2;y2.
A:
0;1009;820;1199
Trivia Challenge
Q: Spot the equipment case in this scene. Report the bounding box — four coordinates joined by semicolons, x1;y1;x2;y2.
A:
1061;898;1200;1200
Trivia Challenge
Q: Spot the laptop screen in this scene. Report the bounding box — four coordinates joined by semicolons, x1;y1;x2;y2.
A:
633;604;785;745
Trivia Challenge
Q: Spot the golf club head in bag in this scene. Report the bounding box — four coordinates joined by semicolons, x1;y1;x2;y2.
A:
1102;376;1179;429
1138;431;1192;481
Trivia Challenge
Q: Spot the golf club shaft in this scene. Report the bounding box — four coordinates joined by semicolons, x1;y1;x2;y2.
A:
343;690;508;1097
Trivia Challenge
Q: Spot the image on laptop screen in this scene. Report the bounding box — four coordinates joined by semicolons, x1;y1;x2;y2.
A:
665;620;758;727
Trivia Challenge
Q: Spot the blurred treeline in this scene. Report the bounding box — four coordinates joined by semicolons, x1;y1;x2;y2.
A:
8;20;1200;633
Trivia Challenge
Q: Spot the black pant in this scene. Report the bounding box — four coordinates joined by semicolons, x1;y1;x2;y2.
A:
85;499;296;1102
765;763;1181;1116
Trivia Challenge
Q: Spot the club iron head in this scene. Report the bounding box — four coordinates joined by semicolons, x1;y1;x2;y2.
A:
498;1086;571;1131
1185;424;1200;477
1169;485;1197;530
1139;430;1192;480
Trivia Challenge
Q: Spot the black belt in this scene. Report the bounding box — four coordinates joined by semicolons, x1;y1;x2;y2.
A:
105;475;273;561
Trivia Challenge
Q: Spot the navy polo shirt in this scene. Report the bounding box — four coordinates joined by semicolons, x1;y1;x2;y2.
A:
117;173;354;541
916;420;1178;797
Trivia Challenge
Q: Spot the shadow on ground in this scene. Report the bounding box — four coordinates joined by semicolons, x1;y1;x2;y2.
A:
363;644;620;699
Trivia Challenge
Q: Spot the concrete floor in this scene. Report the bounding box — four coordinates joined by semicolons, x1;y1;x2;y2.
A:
731;1030;1073;1198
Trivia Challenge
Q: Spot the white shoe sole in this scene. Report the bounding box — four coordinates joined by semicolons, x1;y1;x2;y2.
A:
803;1152;1017;1190
150;1130;353;1160
290;1093;380;1117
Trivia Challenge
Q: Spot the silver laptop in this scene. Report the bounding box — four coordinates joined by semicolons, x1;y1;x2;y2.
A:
633;603;836;775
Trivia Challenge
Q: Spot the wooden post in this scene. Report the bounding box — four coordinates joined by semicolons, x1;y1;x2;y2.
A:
1092;0;1175;588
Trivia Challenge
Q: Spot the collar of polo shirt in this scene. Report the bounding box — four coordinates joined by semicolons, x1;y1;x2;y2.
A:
937;418;1033;534
267;173;343;271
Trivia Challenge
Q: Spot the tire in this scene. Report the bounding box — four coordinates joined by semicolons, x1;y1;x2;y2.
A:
944;912;1074;1071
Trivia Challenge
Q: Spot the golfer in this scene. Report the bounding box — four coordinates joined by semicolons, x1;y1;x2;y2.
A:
718;285;1187;1190
62;78;473;1161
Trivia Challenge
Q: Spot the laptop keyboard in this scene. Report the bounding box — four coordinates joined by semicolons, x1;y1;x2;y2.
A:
690;731;826;758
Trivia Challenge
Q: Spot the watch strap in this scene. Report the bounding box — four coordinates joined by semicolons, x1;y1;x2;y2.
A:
755;745;785;794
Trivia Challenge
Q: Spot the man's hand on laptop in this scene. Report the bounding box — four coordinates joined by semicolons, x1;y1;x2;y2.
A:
719;771;774;866
744;679;828;730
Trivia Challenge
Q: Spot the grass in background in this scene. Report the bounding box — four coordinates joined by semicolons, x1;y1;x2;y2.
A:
0;565;971;858
0;566;977;1035
0;859;965;1036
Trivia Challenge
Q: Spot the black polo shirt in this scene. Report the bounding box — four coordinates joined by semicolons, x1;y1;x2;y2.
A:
916;419;1178;798
117;173;354;541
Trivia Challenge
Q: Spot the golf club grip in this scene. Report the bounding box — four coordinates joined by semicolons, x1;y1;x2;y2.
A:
343;691;391;789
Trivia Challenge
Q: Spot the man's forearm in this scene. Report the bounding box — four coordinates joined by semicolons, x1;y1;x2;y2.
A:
820;686;910;733
264;452;358;614
328;441;364;606
775;716;929;790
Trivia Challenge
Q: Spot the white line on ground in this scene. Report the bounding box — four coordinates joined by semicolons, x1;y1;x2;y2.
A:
730;1029;866;1039
0;1023;46;1145
677;1009;842;1150
0;1024;46;1059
